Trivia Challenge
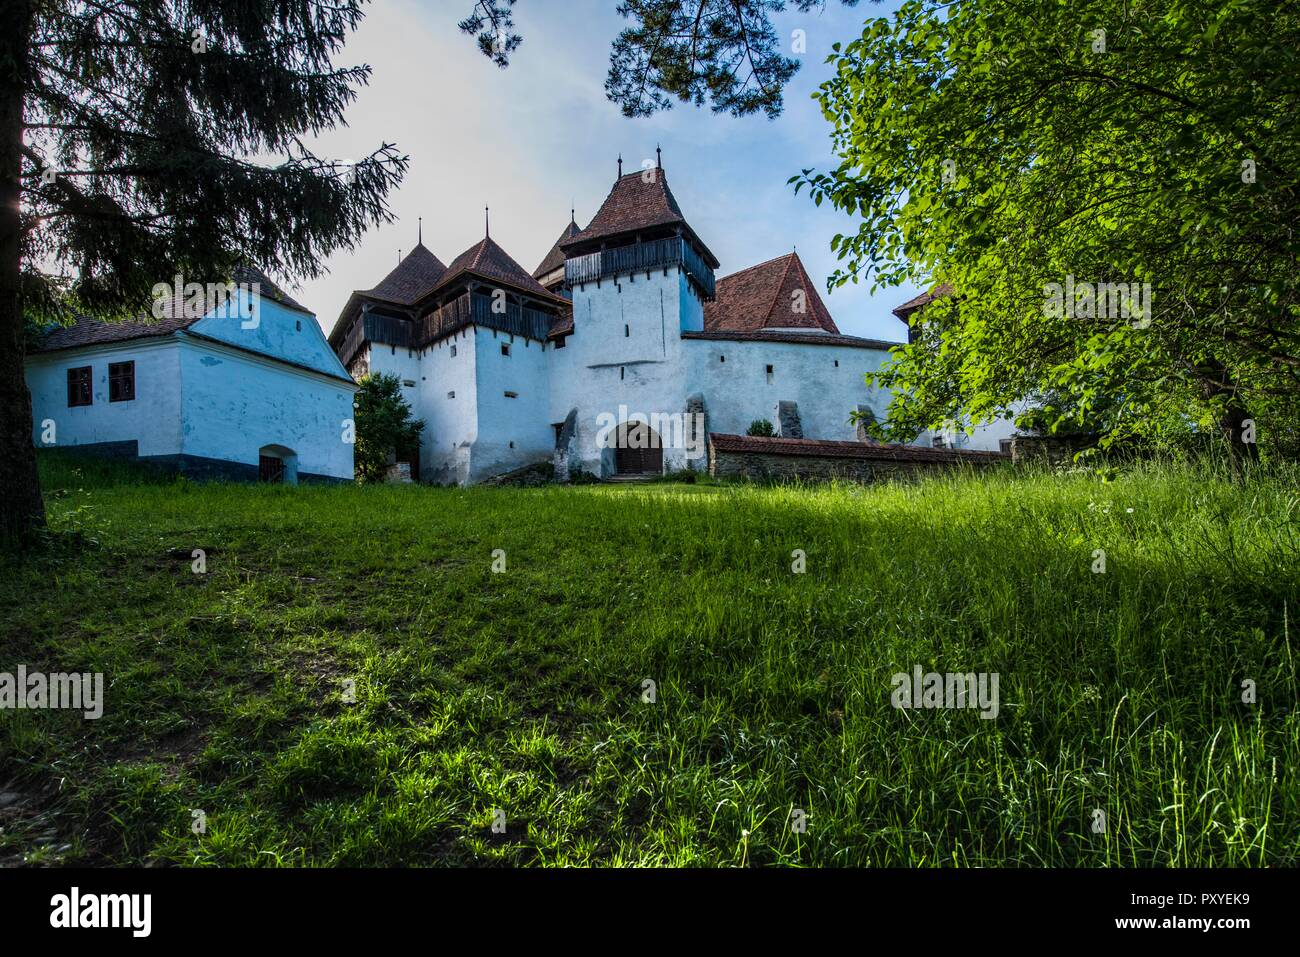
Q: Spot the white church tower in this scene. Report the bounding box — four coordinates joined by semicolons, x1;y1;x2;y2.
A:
545;152;721;476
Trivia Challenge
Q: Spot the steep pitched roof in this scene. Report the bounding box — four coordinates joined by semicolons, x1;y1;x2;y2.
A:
364;243;447;306
891;283;954;320
703;252;838;334
429;234;567;303
561;168;719;267
35;264;310;353
533;217;582;279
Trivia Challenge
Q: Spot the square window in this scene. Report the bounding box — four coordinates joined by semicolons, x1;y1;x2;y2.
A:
67;366;92;407
447;391;455;399
501;343;511;356
450;345;457;357
109;361;135;402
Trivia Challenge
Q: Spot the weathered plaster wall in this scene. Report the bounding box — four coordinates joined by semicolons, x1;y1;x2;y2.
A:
366;330;479;485
177;337;356;480
550;267;699;477
470;326;553;482
683;337;893;443
25;339;183;456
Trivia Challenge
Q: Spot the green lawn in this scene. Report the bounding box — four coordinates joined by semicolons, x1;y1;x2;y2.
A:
1;453;1297;866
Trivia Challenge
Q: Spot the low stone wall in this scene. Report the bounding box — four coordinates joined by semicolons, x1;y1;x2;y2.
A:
708;433;1008;483
1009;435;1097;466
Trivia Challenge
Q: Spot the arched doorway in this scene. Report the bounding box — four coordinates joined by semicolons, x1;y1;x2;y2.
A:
258;444;299;485
613;421;663;476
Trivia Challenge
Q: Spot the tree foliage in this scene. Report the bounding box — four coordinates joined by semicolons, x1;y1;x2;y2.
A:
795;0;1300;460
463;0;866;118
353;372;424;484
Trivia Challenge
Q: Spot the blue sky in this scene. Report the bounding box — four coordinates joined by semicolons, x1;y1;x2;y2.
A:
296;0;917;342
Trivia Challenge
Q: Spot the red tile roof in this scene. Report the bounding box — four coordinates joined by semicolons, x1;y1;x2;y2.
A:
429;235;568;304
35;264;310;353
365;243;447;306
891;282;954;320
561;168;719;267
703;252;838;334
533;218;582;279
709;432;1008;463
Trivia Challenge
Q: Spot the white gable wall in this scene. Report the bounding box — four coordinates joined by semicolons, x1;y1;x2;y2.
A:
176;336;355;480
189;290;351;380
25;338;183;456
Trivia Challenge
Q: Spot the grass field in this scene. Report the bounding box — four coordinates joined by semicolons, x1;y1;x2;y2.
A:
1;453;1297;866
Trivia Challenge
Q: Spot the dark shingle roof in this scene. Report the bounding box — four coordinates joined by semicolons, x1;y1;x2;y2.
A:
703;252;838;334
548;311;574;339
365;243;447;306
533;218;582;279
35;264;311;353
430;235;567;303
709;433;1008;463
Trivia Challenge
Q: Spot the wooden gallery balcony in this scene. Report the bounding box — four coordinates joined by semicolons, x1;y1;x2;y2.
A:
564;237;716;300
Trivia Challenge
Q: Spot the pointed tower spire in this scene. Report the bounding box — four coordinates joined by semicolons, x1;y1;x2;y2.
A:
617;154;623;178
397;248;401;265
656;144;662;169
485;205;490;238
418;216;423;246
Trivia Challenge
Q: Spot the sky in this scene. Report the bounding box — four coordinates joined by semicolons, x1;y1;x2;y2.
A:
294;0;917;342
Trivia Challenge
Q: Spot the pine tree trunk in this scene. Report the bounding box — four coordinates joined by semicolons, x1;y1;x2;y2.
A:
0;0;45;544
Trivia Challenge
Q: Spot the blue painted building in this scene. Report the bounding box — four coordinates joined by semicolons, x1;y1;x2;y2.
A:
25;265;357;483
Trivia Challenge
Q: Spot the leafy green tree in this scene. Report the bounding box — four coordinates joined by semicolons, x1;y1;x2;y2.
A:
2;0;406;542
747;418;775;436
353;373;424;484
796;0;1300;463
